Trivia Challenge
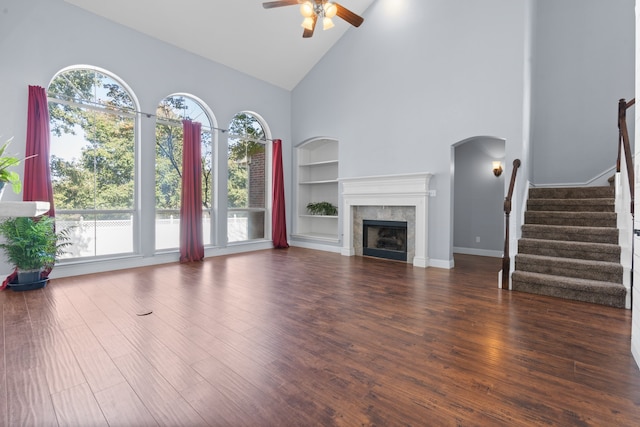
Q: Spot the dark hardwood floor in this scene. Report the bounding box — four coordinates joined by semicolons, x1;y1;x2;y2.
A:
1;248;639;426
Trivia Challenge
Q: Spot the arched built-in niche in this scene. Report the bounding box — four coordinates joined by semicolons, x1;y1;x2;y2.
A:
452;136;505;257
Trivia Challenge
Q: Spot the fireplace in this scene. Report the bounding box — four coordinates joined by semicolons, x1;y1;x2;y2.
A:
340;173;432;267
363;220;408;261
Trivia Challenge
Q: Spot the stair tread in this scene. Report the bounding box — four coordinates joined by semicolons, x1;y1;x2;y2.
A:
529;186;614;199
523;211;617;226
531;186;612;189
527;198;615;212
519;238;620;251
515;253;622;269
512;271;625;293
521;224;617;233
525;211;616;217
515;253;623;284
528;198;614;203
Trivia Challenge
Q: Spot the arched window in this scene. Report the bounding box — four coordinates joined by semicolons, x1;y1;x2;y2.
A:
227;112;270;243
48;66;138;259
155;95;215;250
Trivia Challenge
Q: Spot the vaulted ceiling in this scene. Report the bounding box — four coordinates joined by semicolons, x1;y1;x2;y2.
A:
64;0;376;91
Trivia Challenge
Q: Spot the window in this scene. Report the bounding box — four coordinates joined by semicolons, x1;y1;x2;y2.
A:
227;112;269;243
155;95;214;250
48;67;137;259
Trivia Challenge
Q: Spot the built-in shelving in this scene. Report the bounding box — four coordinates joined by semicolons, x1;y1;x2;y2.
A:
299;160;338;167
294;138;339;243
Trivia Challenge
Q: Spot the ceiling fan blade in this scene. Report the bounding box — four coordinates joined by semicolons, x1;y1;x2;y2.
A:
263;0;300;9
335;3;364;27
302;14;317;38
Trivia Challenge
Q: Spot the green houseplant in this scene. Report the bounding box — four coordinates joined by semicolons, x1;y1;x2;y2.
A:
0;138;24;195
306;201;338;216
0;216;71;289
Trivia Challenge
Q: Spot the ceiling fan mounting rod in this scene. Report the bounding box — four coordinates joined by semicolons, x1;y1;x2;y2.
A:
305;1;333;18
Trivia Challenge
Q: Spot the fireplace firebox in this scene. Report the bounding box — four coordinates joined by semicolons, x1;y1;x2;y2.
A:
363;220;408;261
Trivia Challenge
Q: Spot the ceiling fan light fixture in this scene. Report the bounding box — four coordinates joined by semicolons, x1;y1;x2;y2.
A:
300;1;314;18
301;17;315;30
323;16;335;30
263;0;364;38
323;2;338;19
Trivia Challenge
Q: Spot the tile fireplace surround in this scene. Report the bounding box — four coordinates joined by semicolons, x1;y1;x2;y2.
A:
340;173;432;268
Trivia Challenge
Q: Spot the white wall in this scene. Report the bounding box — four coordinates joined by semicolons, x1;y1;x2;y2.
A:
530;0;635;185
291;0;530;266
0;0;292;275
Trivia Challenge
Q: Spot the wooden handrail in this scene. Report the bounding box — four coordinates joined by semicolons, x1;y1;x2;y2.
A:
617;98;635;217
502;159;521;290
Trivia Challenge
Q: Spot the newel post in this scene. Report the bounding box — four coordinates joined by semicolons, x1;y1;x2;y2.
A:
502;159;521;290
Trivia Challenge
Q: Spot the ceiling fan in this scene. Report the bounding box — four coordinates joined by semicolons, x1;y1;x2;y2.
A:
263;0;364;38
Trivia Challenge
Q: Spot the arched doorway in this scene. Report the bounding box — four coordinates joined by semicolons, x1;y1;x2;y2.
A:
452;136;506;258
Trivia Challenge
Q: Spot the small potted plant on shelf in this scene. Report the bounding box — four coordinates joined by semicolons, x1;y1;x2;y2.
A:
0;216;71;291
306;201;338;216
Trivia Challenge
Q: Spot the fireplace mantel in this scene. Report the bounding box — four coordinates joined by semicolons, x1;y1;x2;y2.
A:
340;173;432;267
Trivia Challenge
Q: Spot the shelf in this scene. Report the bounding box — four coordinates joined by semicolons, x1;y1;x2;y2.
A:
299;160;339;167
0;201;50;217
292;232;339;242
299;180;338;185
300;215;338;219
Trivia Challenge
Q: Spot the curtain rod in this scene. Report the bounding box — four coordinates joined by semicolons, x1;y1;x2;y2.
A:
47;95;276;142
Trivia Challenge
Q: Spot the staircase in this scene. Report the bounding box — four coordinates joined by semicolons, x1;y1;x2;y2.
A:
511;186;627;308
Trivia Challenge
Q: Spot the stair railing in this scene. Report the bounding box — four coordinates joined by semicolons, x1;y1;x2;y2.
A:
502;158;521;290
618;98;635;217
617;98;635;309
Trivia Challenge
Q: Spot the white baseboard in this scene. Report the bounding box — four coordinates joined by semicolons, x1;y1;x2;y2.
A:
530;165;616;188
289;239;343;253
50;253;177;279
453;247;503;258
632;340;640;371
429;258;454;269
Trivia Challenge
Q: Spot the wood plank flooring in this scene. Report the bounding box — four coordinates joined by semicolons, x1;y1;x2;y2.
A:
1;248;640;426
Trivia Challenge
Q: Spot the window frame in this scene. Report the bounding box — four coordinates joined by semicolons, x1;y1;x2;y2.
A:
47;65;141;261
226;111;273;245
154;93;218;251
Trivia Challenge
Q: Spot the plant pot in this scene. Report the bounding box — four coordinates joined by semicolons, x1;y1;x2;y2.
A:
17;269;43;284
8;278;48;292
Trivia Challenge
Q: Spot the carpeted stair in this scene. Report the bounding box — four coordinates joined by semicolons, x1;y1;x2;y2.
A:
511;186;626;308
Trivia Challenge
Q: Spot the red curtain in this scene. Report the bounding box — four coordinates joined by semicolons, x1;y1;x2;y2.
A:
24;85;55;216
2;85;54;290
179;120;204;262
272;139;289;248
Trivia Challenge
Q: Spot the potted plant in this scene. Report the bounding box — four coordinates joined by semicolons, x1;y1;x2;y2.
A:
306;201;338;216
0;216;71;291
0;137;28;195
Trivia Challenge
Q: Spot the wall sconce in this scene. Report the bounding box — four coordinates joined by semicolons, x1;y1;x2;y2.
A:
492;161;503;177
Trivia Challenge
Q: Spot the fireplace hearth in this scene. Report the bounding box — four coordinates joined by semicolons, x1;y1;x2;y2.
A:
363;220;408;261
